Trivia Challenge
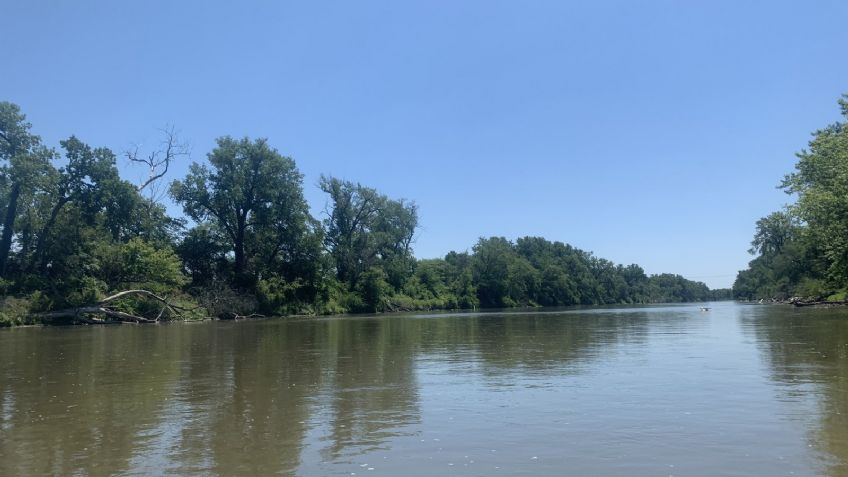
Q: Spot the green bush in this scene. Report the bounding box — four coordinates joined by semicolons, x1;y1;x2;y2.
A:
0;297;36;327
257;277;306;316
826;290;848;301
95;238;187;294
794;278;829;300
355;267;391;312
66;276;108;308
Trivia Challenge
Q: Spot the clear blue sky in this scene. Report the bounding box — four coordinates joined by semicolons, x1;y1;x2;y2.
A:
3;1;847;288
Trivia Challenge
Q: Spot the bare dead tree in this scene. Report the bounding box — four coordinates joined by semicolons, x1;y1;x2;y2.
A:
125;126;190;201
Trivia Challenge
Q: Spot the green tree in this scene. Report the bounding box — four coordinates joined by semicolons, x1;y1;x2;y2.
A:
176;224;230;285
735;95;848;300
27;136;121;272
356;266;391;312
781;95;848;284
749;211;798;257
444;251;479;308
171;137;316;286
320;176;418;291
0;102;54;277
95;237;187;294
471;237;515;307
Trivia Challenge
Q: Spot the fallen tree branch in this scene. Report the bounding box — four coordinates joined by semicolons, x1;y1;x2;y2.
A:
34;289;185;324
97;307;156;323
223;312;266;320
35;306;154;323
791;299;848;307
100;289;181;309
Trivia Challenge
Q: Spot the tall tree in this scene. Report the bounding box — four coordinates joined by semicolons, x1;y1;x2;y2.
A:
733;96;848;300
781;95;848;284
749;211;799;257
170;137;314;285
0;102;53;277
28;136;120;272
472;237;518;307
320;176;418;290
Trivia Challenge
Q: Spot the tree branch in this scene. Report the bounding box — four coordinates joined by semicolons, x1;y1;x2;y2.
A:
126;126;189;194
34;289;199;324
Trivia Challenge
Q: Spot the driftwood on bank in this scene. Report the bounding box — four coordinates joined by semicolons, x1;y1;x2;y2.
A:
782;296;848;307
790;299;848;307
35;289;187;324
221;312;266;320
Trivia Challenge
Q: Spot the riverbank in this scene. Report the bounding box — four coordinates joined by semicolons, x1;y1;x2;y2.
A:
1;297;724;328
788;297;848;307
738;297;848;308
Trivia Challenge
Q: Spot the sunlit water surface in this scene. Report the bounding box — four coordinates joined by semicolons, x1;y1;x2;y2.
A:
1;302;847;476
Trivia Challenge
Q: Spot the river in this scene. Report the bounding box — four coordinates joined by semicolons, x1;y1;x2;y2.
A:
1;302;846;476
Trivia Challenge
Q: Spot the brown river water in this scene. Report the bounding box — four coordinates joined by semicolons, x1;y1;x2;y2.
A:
1;302;847;476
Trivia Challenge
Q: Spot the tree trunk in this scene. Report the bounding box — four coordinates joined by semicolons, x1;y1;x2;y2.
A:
233;214;247;284
0;182;21;278
234;237;245;275
29;196;69;273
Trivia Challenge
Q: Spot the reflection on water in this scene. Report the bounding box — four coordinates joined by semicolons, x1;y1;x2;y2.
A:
0;303;846;476
742;305;848;477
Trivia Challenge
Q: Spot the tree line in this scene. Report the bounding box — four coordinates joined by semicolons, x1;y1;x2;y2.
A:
734;95;848;301
0;101;722;325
